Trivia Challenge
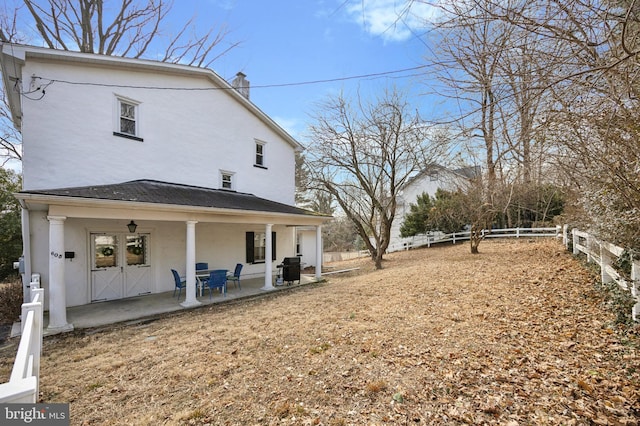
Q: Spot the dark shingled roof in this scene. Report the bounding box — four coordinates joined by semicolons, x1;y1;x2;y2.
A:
20;179;322;217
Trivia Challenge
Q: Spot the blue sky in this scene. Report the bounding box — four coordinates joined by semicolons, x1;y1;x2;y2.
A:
175;1;437;142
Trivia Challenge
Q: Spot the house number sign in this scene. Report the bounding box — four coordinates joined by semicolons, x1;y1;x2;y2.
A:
51;251;63;259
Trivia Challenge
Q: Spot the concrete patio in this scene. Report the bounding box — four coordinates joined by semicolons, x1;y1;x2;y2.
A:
28;274;322;335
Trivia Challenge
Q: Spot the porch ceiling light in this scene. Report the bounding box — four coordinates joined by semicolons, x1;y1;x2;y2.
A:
127;220;138;233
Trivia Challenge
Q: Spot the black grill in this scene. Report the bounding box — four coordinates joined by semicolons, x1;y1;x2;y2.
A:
281;257;301;284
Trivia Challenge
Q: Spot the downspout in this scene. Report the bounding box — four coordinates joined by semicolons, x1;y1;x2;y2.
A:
19;200;32;304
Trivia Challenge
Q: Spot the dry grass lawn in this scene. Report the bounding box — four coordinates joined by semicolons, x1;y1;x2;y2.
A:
1;239;638;425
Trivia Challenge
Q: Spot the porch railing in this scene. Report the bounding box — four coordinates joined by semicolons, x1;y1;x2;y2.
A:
0;277;44;403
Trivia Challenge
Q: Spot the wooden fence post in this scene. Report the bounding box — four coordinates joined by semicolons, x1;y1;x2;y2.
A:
30;286;43;398
632;258;639;322
586;234;594;263
600;243;613;283
572;228;579;255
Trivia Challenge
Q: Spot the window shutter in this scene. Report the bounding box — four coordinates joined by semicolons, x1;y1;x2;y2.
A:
246;232;254;263
272;231;276;261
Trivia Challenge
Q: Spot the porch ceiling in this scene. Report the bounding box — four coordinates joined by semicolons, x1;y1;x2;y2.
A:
16;179;331;225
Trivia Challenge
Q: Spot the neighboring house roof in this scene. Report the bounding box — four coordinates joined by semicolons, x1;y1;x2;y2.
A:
0;42;302;151
402;164;480;190
16;179;329;219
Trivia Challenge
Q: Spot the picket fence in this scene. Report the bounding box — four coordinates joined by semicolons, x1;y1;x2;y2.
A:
569;228;639;322
0;276;44;403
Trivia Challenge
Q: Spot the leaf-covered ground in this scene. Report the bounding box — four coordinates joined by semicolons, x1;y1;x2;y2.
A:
1;239;638;425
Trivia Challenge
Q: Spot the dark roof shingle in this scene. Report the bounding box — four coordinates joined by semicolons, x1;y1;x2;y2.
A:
20;180;322;217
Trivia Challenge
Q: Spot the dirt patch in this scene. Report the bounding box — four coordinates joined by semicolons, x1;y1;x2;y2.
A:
3;240;638;425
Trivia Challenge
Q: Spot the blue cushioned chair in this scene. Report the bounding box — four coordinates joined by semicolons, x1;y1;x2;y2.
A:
227;263;243;290
196;262;208;272
171;269;186;298
204;270;227;300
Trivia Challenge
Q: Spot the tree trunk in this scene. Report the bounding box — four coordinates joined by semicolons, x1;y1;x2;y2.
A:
470;236;481;254
374;251;383;269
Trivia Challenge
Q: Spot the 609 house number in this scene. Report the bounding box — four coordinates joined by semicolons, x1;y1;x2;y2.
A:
51;251;63;258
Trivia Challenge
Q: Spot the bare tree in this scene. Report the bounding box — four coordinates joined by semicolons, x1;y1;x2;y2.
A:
0;0;239;166
306;88;445;269
2;0;238;67
484;0;640;248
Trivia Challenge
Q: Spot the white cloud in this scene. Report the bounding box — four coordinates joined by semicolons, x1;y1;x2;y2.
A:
273;116;304;140
343;0;438;42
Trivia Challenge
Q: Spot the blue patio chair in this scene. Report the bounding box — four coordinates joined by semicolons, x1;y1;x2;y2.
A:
226;263;243;290
204;270;227;300
196;262;208;271
171;269;186;298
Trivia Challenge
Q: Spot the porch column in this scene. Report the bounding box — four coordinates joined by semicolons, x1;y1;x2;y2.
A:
47;215;73;334
262;224;274;290
181;220;201;308
315;225;323;280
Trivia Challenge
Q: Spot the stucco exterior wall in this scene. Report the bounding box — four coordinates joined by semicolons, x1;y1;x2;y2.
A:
297;228;318;268
20;58;296;205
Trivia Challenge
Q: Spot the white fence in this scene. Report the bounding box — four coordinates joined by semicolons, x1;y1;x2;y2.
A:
323;250;370;263
570;228;639;322
0;277;44;403
387;226;561;253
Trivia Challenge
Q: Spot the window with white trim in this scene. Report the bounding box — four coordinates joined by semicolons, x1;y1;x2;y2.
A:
245;231;276;263
114;96;142;141
220;170;235;190
255;141;265;167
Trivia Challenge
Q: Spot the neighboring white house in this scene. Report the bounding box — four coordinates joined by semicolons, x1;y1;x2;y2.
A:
0;43;330;333
389;164;478;250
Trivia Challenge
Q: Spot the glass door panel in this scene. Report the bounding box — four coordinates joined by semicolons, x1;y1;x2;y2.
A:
94;235;118;268
126;234;147;266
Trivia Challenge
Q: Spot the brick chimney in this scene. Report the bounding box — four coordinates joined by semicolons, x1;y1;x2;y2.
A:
231;72;250;99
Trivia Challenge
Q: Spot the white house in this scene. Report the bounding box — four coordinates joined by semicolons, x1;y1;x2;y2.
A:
389;164;478;250
0;43;329;333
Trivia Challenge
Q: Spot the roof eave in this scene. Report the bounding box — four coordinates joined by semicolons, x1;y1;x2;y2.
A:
15;192;330;224
0;43;302;150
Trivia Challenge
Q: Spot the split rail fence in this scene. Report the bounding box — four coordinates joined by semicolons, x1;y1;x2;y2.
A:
387;226;561;253
0;276;44;403
569;227;639;322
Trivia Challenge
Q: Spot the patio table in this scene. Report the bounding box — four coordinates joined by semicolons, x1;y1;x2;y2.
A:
195;269;228;297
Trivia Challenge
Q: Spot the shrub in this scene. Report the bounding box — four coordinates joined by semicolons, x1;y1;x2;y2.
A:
0;278;24;324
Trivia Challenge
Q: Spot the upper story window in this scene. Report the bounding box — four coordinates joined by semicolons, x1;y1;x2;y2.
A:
254;140;266;168
220;170;235;190
114;96;143;141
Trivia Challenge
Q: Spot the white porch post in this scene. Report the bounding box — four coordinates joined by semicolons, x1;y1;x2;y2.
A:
181;220;201;307
46;215;73;333
262;224;274;290
315;225;323;280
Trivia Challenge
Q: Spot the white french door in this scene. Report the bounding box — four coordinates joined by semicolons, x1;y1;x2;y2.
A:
91;233;152;302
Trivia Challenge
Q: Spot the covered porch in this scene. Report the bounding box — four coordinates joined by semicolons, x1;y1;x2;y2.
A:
41;273;321;332
16;180;330;335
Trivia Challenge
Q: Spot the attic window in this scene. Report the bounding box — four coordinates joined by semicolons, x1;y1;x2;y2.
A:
114;96;143;141
429;171;439;181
